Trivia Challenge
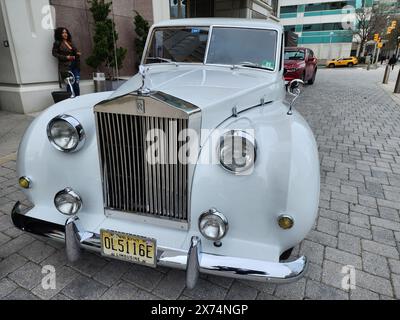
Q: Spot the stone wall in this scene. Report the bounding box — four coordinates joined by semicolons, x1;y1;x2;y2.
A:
50;0;153;79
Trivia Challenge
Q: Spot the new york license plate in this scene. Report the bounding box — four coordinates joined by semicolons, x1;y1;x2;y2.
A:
100;230;156;267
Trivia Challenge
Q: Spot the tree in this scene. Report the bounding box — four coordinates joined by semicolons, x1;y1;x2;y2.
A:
86;0;127;78
353;1;397;57
133;11;150;64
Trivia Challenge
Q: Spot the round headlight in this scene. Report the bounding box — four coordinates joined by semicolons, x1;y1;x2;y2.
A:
219;130;256;174
198;209;228;241
54;188;82;215
47;115;85;152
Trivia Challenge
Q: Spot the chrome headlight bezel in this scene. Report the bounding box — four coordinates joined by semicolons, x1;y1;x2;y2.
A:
198;208;229;241
47;114;85;152
218;130;257;174
54;187;82;215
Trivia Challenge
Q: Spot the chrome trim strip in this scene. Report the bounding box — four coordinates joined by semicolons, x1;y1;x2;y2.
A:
11;202;308;285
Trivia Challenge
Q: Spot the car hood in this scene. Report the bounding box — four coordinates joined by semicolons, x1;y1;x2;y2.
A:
107;64;284;133
284;60;304;67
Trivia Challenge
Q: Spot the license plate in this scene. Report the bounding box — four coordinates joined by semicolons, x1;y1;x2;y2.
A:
100;230;156;267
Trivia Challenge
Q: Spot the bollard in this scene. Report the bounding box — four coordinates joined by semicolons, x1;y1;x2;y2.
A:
367;61;371;71
93;72;106;92
383;65;391;84
394;69;400;93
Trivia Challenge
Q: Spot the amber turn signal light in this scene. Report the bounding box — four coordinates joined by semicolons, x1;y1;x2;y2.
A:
278;215;294;230
18;176;31;189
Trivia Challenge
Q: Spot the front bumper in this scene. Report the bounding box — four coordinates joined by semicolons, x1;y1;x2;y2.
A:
11;202;308;289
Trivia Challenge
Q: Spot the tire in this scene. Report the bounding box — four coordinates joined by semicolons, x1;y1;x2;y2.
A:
279;247;294;261
328;63;335;68
348;62;354;67
308;68;317;85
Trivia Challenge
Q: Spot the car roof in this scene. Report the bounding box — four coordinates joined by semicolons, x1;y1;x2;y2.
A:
153;18;282;31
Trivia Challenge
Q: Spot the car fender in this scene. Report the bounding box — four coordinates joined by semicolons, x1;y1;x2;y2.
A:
189;101;320;261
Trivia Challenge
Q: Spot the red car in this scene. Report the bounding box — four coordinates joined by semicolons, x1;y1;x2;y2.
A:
284;47;318;85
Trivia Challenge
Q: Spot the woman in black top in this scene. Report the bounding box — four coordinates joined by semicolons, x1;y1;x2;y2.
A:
52;27;81;96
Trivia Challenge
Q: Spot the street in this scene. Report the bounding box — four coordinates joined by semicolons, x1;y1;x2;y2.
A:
1;65;400;300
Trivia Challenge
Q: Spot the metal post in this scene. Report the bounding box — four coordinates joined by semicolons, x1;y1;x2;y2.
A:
395;69;400;93
383;64;391;84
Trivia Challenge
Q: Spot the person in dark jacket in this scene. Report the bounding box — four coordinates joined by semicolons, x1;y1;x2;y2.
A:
52;27;81;96
389;54;397;70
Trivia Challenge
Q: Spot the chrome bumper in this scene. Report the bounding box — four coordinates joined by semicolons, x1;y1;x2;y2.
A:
11;202;308;289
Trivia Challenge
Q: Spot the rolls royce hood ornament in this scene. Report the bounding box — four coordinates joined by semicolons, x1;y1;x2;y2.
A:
138;64;151;95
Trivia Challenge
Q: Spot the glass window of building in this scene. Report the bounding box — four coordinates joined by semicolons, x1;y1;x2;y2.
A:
305;1;356;11
280;5;297;14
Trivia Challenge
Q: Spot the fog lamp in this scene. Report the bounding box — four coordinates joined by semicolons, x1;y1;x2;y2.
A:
278;215;294;230
198;208;228;241
54;188;82;215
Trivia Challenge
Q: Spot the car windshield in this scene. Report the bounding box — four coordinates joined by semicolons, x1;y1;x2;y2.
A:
206;27;277;70
284;50;305;60
144;26;278;70
144;27;209;64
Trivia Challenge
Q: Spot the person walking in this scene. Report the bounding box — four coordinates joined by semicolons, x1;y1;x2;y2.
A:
52;27;81;96
389;54;397;70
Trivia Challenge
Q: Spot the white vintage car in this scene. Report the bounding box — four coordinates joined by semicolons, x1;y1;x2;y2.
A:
12;18;319;288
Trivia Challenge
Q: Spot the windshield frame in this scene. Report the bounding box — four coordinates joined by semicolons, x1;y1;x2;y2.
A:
142;25;280;73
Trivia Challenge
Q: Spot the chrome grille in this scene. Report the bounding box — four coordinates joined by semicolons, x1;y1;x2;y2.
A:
96;112;189;222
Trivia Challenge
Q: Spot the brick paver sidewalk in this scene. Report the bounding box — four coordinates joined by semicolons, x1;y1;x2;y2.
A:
0;67;399;300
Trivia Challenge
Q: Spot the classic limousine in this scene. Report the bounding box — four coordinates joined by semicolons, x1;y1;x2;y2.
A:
12;18;319;288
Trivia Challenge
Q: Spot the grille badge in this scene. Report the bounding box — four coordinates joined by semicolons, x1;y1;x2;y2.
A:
136;99;145;114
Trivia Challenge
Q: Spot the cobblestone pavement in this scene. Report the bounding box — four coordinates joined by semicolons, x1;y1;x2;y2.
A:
1;66;400;300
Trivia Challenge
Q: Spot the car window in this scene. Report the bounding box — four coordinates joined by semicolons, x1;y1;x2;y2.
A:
144;27;209;64
206;27;278;70
284;50;305;60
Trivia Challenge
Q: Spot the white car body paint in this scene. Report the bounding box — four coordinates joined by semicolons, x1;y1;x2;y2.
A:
15;18;320;279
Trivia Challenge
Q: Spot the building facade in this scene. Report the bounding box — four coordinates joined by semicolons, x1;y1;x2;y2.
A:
0;0;277;114
278;0;375;61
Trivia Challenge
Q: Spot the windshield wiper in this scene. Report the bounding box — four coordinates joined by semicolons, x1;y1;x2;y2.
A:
146;57;177;65
233;61;274;71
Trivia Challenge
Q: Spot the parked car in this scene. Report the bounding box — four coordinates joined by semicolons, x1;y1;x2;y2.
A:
12;18;320;288
284;47;318;84
326;57;358;68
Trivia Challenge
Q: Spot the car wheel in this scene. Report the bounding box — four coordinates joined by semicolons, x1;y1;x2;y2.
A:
279;247;294;261
329;63;335;68
348;62;354;67
308;68;317;85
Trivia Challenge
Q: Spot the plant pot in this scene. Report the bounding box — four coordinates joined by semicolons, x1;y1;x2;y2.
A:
93;72;106;92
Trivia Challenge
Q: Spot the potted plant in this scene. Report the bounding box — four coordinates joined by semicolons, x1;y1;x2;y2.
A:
86;0;127;91
133;10;150;67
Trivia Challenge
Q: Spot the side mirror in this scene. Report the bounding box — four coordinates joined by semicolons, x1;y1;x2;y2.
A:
286;79;304;115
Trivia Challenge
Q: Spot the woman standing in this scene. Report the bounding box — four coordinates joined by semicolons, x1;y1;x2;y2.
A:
52;27;81;96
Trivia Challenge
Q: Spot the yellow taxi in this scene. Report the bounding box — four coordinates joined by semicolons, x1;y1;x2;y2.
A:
326;56;358;68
